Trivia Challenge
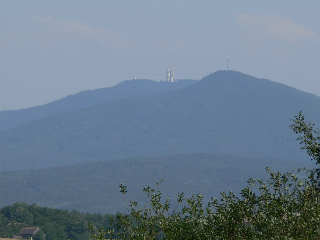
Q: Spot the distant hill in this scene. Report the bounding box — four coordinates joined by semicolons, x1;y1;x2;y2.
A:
0;153;312;214
0;71;320;171
0;79;196;132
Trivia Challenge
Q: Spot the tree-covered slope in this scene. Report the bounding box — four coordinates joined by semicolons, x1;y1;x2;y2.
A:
0;154;311;214
0;79;195;132
0;202;113;240
0;71;320;171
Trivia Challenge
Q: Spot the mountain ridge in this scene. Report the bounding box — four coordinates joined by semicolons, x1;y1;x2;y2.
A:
0;79;196;132
0;71;319;171
0;153;312;214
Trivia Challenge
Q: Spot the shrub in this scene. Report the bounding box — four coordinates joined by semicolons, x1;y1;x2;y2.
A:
89;112;320;239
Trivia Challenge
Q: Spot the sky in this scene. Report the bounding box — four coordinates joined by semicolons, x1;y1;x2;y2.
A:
1;0;320;111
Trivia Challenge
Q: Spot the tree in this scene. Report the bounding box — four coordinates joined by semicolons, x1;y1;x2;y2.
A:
33;229;45;240
89;168;320;239
88;112;320;239
290;111;320;187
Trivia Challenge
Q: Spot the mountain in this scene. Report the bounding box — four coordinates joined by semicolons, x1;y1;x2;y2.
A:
0;153;312;214
0;79;196;132
0;70;320;171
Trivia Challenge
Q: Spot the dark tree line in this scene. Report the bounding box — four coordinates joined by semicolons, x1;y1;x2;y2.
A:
0;202;114;240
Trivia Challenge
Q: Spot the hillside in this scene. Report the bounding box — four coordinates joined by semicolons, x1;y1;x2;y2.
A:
0;79;195;132
0;202;113;240
0;153;312;214
0;71;320;171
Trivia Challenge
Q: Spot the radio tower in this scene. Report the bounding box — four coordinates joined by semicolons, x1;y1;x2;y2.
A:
170;67;174;82
227;54;230;71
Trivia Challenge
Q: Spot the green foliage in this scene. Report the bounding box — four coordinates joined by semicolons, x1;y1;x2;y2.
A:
0;203;113;240
90;168;320;239
290;111;320;163
290;111;320;186
88;113;320;239
33;229;45;240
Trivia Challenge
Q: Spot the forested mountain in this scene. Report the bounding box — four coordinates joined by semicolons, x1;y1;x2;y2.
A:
0;202;113;240
0;154;312;214
0;70;320;171
0;79;195;132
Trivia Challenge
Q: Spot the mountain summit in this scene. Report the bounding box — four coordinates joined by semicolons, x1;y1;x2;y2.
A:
0;71;319;171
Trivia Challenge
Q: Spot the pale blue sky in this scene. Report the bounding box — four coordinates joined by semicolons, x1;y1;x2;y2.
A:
1;1;320;110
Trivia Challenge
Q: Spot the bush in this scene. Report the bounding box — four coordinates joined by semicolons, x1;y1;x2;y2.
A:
89;112;320;239
33;229;46;240
89;167;320;239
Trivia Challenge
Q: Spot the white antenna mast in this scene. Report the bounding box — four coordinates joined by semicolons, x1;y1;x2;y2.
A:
227;54;230;71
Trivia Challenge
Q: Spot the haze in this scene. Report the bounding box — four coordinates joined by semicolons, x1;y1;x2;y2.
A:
1;0;319;111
